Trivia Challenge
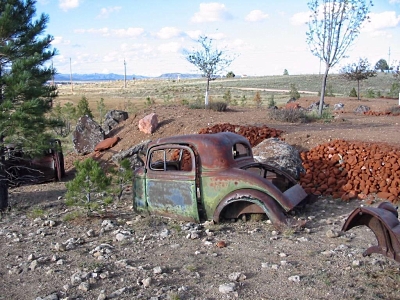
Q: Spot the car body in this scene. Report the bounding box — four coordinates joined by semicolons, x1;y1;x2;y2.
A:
133;132;308;227
3;139;65;186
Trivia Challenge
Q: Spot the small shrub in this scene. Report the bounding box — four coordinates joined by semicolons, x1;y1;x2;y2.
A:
145;97;155;107
240;95;247;107
376;91;382;98
189;102;203;109
76;96;93;118
283;69;289;75
388;82;400;98
63;210;84;222
268;108;309;123
97;98;106;124
289;83;300;100
28;207;45;219
65;158;112;214
267;94;276;108
180;99;189;106
349;87;357;97
365;88;375;98
307;109;334;121
209;101;227;112
253;91;262;108
222;89;232;104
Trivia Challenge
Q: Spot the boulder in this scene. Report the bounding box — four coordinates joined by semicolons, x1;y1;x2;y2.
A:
252;138;304;179
354;105;370;114
112;140;151;169
72;116;105;155
103;110;129;134
94;136;120;152
334;103;344;110
308;101;329;111
138;113;158;134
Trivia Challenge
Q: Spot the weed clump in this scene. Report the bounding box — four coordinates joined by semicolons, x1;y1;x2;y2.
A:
268;108;309;123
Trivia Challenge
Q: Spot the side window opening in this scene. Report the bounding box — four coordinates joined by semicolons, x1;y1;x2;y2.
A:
149;147;193;171
232;143;251;159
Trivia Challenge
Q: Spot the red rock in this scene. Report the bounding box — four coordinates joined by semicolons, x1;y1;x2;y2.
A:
138;113;159;134
94;136;120;152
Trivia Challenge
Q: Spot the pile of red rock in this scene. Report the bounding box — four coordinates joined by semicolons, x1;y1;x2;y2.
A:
363;110;399;116
198;123;283;147
300;140;400;203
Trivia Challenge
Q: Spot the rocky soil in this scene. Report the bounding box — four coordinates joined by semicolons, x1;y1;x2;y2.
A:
1;96;400;300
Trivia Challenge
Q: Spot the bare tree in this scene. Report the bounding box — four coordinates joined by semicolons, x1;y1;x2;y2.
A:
340;58;376;100
185;36;234;107
306;0;373;116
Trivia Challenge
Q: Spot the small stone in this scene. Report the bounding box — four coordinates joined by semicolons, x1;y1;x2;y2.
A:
219;282;236;294
326;229;339;238
78;281;90;292
28;253;36;261
288;275;301;282
29;260;39;270
153;266;163;274
279;252;287;257
97;290;106;300
87;229;95;237
142;277;152;288
228;272;246;282
115;233;128;241
352;260;361;267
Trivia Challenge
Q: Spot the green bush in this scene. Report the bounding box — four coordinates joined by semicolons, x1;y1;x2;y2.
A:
268;108;309;123
240;95;247;107
349;87;357;97
267;94;276;108
76;96;93;118
307;108;333;122
289;83;300;100
65;158;112;214
209;101;228;112
365;88;375;98
388;82;400;98
223;89;232;104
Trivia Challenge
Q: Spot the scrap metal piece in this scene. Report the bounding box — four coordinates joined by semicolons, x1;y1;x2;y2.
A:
341;202;400;263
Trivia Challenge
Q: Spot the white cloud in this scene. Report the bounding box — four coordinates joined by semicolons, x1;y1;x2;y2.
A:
113;27;144;38
156;27;182;39
75;27;144;38
185;30;202;40
97;6;121;19
158;42;182;53
291;11;310;26
52;36;70;45
362;11;400;33
191;2;233;23
208;32;225;40
389;0;400;3
245;10;269;22
59;0;80;11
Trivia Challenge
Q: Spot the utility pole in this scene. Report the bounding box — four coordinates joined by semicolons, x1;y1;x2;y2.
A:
124;59;127;88
388;47;391;69
69;57;73;92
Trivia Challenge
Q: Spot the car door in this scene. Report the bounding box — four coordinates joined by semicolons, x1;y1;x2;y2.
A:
145;144;199;222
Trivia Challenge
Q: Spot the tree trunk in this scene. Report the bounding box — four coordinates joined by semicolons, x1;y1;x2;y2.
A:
318;64;330;116
0;135;8;211
205;78;210;108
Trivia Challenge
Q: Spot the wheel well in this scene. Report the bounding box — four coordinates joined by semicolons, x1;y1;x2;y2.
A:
219;200;266;220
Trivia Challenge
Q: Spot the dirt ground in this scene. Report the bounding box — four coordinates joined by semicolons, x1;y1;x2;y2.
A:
1;96;400;300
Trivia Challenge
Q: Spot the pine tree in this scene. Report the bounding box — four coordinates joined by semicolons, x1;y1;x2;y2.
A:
0;0;57;209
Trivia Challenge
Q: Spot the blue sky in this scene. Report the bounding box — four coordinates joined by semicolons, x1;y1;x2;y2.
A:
36;0;400;76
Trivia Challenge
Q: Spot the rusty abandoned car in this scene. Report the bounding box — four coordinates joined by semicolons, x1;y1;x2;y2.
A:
2;139;65;186
133;132;308;227
342;202;400;263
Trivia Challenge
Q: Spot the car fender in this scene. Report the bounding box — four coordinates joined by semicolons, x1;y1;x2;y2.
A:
213;189;288;227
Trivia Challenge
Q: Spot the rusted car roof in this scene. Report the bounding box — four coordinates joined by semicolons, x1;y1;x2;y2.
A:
149;132;254;170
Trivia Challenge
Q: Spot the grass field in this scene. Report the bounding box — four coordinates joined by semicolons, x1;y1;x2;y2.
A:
56;72;399;117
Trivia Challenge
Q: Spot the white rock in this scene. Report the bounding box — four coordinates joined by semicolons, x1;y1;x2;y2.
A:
219;282;236;294
288;275;301;282
228;272;246;282
97;290;106;300
78;282;90;292
142;277;152;288
153;266;163;274
326;229;339;238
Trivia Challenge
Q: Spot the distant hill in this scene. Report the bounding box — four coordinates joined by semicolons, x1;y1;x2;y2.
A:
54;72;202;82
